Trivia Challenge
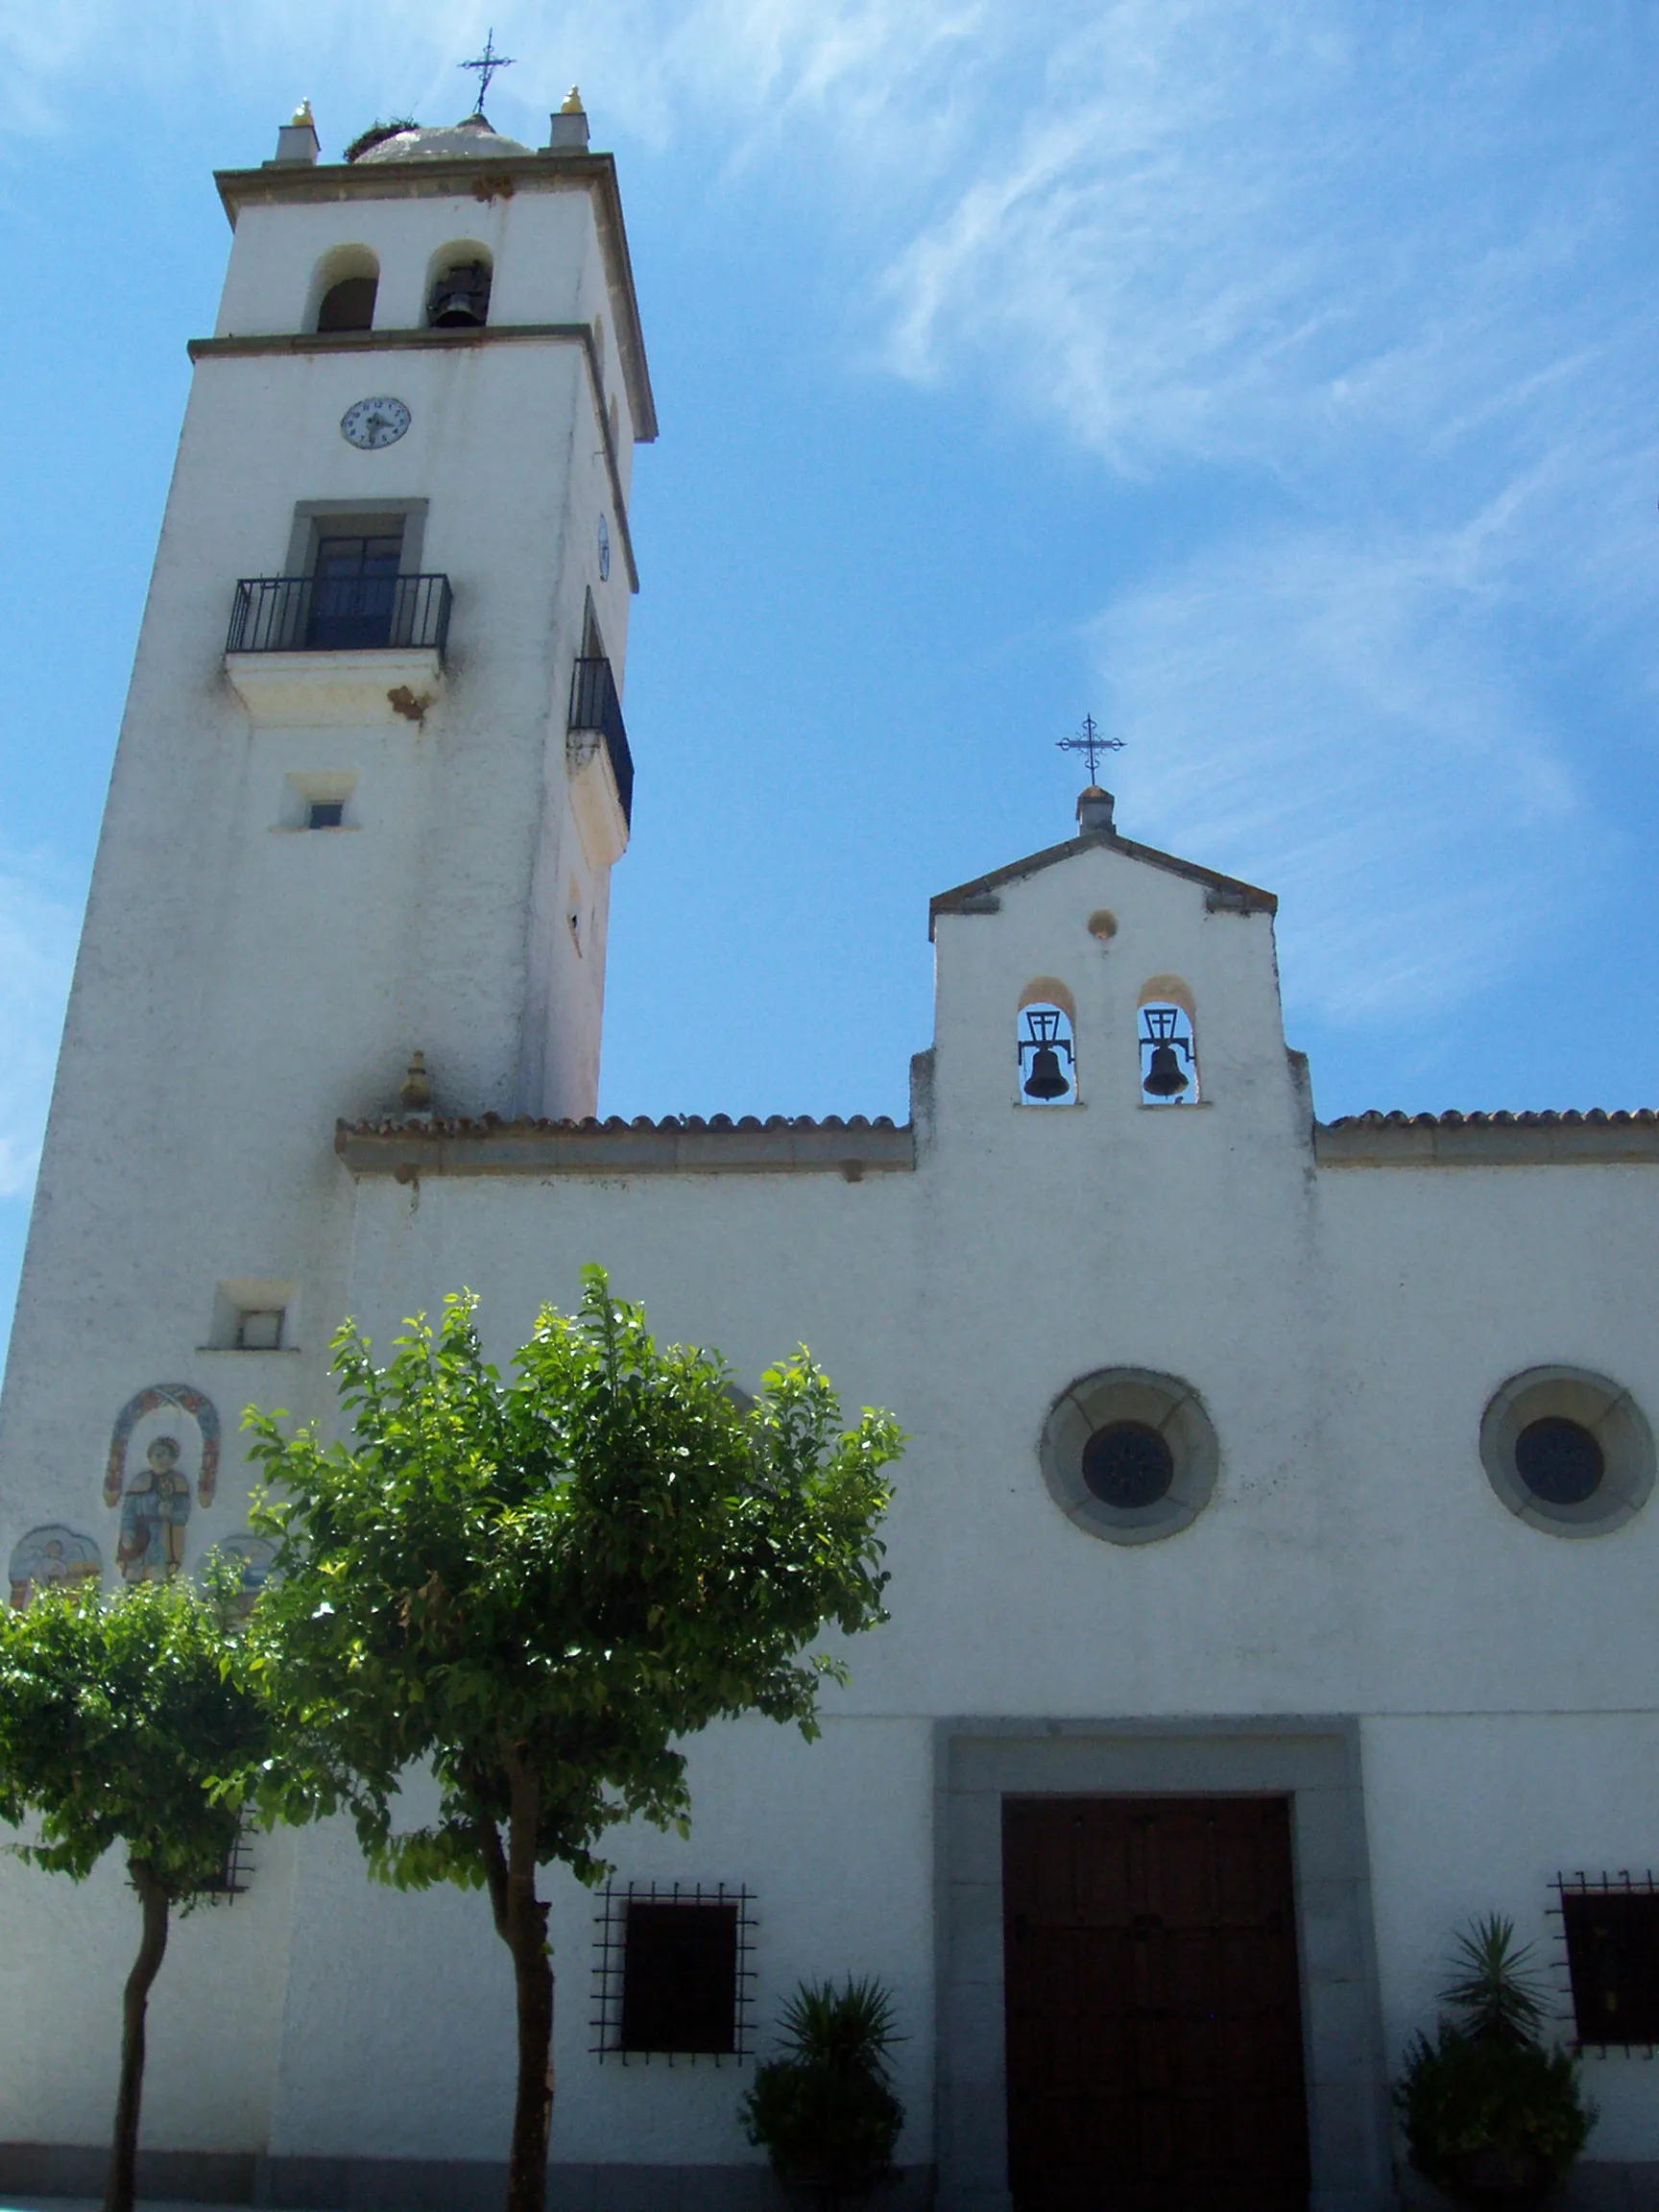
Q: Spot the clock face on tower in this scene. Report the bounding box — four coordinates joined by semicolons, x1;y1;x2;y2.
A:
340;397;411;450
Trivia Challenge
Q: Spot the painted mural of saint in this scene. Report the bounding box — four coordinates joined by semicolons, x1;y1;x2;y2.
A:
8;1526;101;1608
115;1436;191;1582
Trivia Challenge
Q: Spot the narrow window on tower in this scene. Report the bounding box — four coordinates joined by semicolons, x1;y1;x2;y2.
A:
1138;976;1199;1105
1017;979;1078;1107
208;1281;297;1353
279;773;355;832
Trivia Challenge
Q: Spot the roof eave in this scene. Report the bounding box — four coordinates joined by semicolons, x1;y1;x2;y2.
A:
927;830;1277;940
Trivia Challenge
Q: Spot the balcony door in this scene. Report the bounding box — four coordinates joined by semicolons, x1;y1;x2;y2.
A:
308;533;402;650
1002;1795;1310;2212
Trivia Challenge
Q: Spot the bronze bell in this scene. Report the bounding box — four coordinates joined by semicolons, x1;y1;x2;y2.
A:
1142;1041;1190;1097
1023;1046;1070;1100
427;261;491;328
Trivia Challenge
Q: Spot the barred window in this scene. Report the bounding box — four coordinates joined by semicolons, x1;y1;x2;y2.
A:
1558;1875;1659;2050
592;1882;755;2062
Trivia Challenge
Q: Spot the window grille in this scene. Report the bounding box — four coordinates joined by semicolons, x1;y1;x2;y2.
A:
1550;1870;1659;2055
590;1880;755;2063
192;1821;253;1906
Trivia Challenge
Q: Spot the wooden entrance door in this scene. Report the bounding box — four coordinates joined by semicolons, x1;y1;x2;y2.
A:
1002;1796;1310;2212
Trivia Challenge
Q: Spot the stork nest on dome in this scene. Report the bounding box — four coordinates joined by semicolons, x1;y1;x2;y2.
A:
345;116;420;162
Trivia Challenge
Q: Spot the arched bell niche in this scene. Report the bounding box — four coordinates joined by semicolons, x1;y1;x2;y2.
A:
1138;974;1199;1105
425;242;493;328
1017;976;1077;1107
306;245;379;334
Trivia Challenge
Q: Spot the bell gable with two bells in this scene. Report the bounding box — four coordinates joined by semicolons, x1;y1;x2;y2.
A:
925;783;1304;1158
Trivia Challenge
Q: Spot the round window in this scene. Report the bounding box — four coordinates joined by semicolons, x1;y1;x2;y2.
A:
1513;1416;1604;1506
1479;1367;1653;1537
1082;1422;1174;1509
1040;1369;1218;1546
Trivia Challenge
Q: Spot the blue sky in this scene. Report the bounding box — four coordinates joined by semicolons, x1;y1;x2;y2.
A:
1;2;1656;1349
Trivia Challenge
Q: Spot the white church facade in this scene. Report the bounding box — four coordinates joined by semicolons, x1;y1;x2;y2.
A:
2;94;1658;2212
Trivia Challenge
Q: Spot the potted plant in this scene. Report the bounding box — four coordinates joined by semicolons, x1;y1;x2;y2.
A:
741;1976;904;2210
1394;1914;1596;2204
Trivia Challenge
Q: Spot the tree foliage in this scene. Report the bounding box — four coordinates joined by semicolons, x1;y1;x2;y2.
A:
242;1266;902;2212
0;1576;268;2212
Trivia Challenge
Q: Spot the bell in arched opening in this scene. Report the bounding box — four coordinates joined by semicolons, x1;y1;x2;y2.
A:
1019;1006;1076;1104
1140;1003;1195;1102
427;259;493;328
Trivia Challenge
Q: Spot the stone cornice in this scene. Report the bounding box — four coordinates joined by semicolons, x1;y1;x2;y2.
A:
336;1114;915;1180
186;323;639;592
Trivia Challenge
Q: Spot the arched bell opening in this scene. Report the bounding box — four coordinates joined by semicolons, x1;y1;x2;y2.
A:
305;246;379;334
1138;974;1198;1105
425;242;493;329
1017;977;1078;1108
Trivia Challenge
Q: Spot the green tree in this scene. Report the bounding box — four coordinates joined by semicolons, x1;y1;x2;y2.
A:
0;1575;268;2212
242;1267;902;2212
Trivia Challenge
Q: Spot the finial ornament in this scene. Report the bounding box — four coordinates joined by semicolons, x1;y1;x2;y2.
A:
398;1050;433;1113
291;98;315;126
561;85;585;113
1056;711;1123;785
460;28;517;113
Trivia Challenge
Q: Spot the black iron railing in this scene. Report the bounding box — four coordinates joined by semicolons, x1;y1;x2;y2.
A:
228;574;453;657
568;656;635;827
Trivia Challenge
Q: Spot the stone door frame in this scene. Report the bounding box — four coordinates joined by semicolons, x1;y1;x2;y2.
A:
934;1719;1393;2212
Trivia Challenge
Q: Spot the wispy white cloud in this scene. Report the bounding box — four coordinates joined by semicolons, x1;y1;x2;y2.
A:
0;857;80;1200
1092;506;1597;1022
4;0;1655;1041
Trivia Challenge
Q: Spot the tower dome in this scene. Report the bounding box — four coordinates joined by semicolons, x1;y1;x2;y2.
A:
353;113;534;163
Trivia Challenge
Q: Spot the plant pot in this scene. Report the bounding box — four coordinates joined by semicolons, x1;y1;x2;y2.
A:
1445;2146;1556;2204
775;2174;881;2212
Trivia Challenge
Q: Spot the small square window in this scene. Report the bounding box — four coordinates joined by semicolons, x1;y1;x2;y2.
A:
307;801;345;830
236;1309;285;1352
591;1882;754;2062
1562;1885;1659;2047
620;1900;738;2056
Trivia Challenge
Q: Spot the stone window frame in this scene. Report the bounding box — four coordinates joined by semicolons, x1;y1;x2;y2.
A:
1479;1365;1655;1539
1039;1366;1219;1545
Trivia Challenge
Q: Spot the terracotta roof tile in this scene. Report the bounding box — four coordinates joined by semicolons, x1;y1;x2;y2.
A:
337;1112;901;1138
1324;1109;1659;1129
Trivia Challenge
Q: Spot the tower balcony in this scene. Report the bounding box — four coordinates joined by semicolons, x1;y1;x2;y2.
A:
224;574;452;728
566;655;634;866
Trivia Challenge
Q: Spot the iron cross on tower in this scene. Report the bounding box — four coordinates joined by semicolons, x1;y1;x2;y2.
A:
460;28;517;112
1056;712;1123;783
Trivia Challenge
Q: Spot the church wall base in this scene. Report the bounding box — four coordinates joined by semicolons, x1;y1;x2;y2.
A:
0;2149;938;2210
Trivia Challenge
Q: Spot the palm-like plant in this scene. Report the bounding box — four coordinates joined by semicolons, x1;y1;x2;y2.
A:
741;1976;904;2209
1438;1915;1550;2047
776;1978;900;2075
1395;1913;1594;2201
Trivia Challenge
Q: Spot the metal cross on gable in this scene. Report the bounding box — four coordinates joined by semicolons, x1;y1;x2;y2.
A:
1056;712;1123;783
460;28;517;112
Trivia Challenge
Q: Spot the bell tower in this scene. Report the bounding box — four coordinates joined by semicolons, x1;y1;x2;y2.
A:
0;93;656;1567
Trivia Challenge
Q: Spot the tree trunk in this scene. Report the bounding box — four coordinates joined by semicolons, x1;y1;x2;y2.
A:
105;1858;169;2212
480;1760;554;2212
